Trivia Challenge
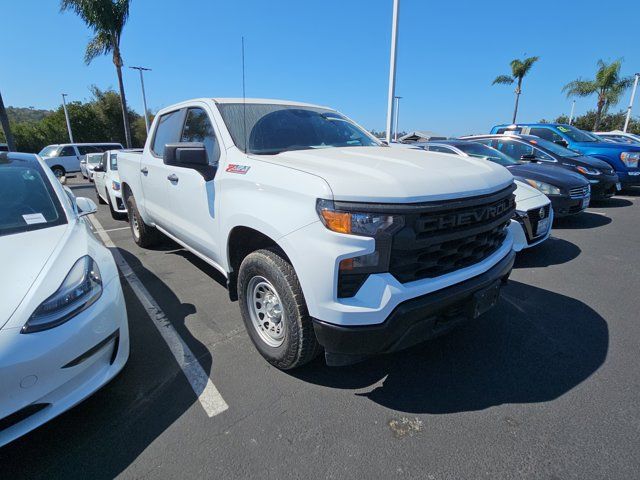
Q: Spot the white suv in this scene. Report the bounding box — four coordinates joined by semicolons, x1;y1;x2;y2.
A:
38;143;123;180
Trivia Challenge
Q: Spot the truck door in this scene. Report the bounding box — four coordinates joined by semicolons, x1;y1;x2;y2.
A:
142;108;186;228
164;105;223;264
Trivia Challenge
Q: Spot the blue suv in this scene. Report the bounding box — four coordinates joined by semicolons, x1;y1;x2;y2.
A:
490;123;640;187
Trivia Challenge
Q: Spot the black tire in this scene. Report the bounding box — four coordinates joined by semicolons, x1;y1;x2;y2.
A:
51;166;66;184
106;189;125;220
125;193;160;247
238;247;321;370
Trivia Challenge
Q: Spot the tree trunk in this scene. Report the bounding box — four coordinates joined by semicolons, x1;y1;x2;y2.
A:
113;44;132;149
512;79;522;124
0;91;16;151
594;95;605;131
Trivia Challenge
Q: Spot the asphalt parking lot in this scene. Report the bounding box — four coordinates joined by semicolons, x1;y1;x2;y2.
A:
2;176;640;479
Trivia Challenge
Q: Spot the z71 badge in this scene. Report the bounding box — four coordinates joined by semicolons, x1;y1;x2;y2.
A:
226;164;251;174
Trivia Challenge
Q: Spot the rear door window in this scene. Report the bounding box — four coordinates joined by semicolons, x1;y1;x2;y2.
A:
151;110;186;156
60;146;77;157
77;145;101;155
529;127;564;143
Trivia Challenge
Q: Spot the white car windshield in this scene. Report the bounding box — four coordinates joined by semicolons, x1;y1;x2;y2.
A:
0;157;66;236
217;103;380;155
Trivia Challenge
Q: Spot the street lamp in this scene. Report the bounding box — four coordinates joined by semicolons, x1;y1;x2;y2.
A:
61;93;74;143
129;66;152;134
393;96;402;142
623;73;639;133
568;100;576;125
385;0;400;144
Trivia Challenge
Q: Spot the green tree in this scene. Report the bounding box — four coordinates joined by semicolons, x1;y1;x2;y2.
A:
60;0;133;148
492;56;540;124
562;59;634;131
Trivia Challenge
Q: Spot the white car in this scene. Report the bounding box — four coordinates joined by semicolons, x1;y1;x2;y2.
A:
594;131;640;145
0;152;129;447
38;142;123;181
415;140;552;251
80;152;103;182
94;150;131;219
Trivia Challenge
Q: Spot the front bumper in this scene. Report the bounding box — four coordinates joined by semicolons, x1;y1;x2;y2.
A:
589;174;619;199
549;194;589;217
0;279;129;447
618;170;640;186
110;190;127;213
312;250;515;360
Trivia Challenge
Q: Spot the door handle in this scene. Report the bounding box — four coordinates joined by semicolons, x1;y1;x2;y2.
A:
167;173;179;183
140;167;148;175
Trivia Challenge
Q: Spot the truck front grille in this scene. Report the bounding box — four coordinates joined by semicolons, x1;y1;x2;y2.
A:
389;185;515;283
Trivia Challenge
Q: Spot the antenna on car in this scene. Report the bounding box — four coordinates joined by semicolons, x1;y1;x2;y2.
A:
242;36;248;154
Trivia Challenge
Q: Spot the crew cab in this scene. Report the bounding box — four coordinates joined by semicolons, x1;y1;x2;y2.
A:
118;98;516;369
490;123;640;187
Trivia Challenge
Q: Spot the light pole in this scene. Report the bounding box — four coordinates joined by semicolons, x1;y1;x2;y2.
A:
568;100;576;125
61;93;74;143
385;0;400;144
129;66;152;134
623;73;639;133
393;96;402;142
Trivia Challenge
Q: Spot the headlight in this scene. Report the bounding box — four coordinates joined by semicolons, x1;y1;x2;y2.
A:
620;152;640;168
112;180;121;191
524;179;562;195
576;166;600;175
316;199;404;297
22;256;103;333
316;199;403;237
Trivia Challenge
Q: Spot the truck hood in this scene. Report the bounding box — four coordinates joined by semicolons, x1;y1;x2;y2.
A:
572;141;640;152
271;146;514;202
0;225;68;329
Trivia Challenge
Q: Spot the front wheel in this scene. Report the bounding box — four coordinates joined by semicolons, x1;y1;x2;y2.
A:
51;166;66;184
238;248;321;370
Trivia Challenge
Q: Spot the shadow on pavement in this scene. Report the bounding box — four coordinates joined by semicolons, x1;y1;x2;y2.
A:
291;280;608;414
554;211;611;229
513;237;581;269
0;248;214;480
590;198;633;208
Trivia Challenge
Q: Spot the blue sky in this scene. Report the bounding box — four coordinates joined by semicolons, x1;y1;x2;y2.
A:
2;0;639;136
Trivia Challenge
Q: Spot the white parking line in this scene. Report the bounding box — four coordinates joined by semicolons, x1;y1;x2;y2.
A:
94;226;131;234
87;215;229;417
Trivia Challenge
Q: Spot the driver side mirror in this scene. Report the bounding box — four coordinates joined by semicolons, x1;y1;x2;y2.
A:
554;139;569;148
76;197;97;217
520;154;538;162
93;165;104;172
163;142;208;166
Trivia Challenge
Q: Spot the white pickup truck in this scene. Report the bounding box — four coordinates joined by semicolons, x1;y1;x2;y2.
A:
117;98;516;369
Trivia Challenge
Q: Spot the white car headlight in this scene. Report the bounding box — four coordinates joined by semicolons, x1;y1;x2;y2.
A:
112;181;121;191
22;256;103;333
620;152;640;168
524;179;562;196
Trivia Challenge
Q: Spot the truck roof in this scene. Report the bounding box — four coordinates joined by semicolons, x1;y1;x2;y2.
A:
211;98;330;109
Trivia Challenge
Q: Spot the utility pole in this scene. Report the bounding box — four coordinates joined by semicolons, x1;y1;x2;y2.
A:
61;93;74;143
385;0;400;144
568;100;576;125
0;90;16;151
129;66;152;134
623;73;639;133
393;96;402;142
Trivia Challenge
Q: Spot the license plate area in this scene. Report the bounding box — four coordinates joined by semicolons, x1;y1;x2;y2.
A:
582;195;590;209
471;281;501;318
536;217;550;236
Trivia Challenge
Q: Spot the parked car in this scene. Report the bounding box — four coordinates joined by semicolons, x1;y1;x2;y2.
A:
118;98;517;369
462;134;620;199
490;123;640;188
38;142;123;181
80;152;103;182
93;149;139;219
594;131;640;145
412;141;552;251
420;139;589;217
0;151;129;447
0;143;8;152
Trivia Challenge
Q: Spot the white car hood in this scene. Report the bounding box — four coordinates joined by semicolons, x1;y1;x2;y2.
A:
513;180;546;203
0;225;68;329
270;146;514;202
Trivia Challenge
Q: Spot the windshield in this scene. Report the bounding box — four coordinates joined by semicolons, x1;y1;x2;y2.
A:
555;125;600;142
525;137;580;157
0;159;67;236
217;103;379;154
38;146;59;157
86;154;102;164
455;142;518;166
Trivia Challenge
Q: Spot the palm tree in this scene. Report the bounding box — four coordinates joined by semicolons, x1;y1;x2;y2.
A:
492;56;540;124
562;59;634;131
61;0;132;148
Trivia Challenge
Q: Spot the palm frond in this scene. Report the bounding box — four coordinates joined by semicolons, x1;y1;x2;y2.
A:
562;80;597;98
511;56;539;79
492;75;514;86
84;31;113;64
